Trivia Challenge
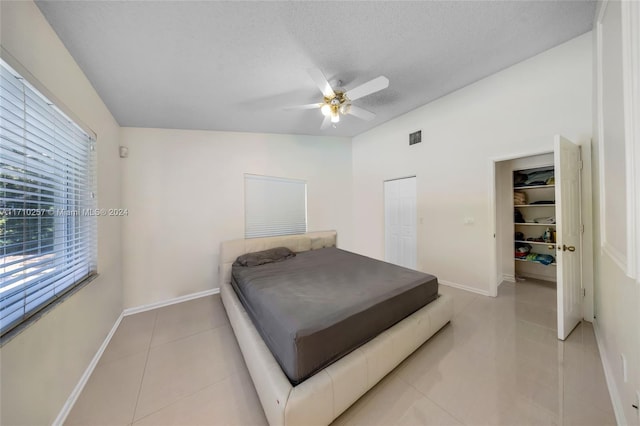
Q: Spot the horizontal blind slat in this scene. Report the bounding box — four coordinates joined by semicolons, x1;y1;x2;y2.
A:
244;174;307;239
0;59;97;337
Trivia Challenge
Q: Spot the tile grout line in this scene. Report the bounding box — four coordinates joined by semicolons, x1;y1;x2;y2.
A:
147;321;230;352
131;372;239;424
391;326;468;425
399;373;467;425
144;295;227;351
128;298;236;423
130;310;158;425
406;289;527;425
514;297;559;312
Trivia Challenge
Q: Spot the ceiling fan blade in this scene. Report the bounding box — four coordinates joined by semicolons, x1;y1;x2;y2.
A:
307;68;335;98
284;103;323;111
345;76;389;101
347;105;376;121
320;115;332;130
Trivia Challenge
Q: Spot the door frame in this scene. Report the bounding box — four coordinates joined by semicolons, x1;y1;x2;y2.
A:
489;147;594;321
489;149;553;297
383;175;417;269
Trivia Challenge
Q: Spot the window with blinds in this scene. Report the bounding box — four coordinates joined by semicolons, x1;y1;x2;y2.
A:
244;174;307;239
0;60;97;338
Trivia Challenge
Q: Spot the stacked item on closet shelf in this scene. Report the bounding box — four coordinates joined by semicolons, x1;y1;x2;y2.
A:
514;169;555;187
515;241;532;258
514;191;527;205
513;166;558;280
523;253;556;265
514;237;555;265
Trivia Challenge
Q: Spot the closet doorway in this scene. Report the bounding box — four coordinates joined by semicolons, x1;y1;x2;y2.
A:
491;135;584;340
384;176;417;270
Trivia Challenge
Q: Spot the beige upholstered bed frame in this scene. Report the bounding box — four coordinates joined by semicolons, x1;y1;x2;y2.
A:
219;231;453;426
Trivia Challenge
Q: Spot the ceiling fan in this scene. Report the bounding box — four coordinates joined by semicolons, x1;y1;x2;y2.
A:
288;68;389;129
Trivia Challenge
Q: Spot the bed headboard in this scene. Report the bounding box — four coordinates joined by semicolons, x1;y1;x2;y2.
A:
219;230;337;287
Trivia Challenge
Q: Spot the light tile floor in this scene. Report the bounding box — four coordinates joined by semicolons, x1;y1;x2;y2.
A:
66;280;615;425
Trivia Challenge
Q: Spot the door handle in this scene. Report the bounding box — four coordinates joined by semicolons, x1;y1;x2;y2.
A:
561;244;576;252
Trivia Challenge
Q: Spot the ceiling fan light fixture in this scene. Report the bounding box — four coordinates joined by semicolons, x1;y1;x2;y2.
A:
339;103;351;115
294;68;388;130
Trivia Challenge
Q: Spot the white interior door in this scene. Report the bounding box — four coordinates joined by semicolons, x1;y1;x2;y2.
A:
384;177;417;269
555;135;582;340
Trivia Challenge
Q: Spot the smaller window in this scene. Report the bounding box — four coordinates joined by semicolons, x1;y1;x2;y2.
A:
244;174;307;239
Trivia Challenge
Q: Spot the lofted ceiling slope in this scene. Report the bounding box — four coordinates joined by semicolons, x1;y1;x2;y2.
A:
35;1;596;137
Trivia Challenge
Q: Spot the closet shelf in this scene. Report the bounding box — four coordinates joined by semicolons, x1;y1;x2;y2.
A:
515;258;557;266
515;240;556;246
513;165;558;281
514;184;555;190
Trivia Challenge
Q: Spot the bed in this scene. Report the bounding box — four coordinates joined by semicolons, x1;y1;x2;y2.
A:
219;231;452;426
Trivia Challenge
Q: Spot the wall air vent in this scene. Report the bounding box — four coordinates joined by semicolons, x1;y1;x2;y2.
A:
409;130;422;146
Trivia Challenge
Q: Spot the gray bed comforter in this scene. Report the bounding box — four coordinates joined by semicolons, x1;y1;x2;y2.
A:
231;247;439;384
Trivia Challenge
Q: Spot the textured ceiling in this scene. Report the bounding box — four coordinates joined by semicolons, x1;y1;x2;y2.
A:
36;1;596;137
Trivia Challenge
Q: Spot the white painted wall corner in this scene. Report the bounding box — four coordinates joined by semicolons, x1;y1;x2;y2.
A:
54;288;221;425
52;312;124;426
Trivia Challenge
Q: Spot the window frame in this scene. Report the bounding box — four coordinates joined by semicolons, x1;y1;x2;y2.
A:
0;54;98;344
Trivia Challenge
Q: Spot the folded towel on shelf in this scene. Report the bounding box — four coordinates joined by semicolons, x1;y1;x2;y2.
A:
514;191;527;205
524;253;555;265
534;217;555;224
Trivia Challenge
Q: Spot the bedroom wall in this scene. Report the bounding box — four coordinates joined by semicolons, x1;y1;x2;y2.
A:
351;33;592;295
0;2;124;425
120;128;352;309
591;1;640;424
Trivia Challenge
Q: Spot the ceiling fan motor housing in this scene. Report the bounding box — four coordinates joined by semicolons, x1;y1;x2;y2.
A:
324;91;350;116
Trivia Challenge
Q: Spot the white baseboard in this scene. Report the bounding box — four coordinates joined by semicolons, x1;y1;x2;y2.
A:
123;288;220;316
439;279;491;297
55;288;221;425
516;271;557;283
502;274;516;283
592;320;626;426
52;311;124;426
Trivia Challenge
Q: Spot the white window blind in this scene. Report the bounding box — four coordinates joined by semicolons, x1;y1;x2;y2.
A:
245;174;307;239
0;60;97;337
